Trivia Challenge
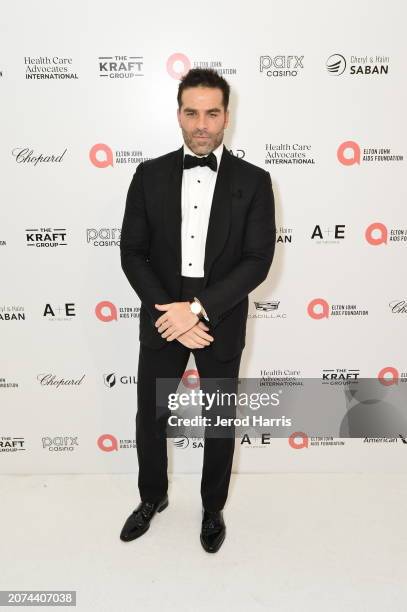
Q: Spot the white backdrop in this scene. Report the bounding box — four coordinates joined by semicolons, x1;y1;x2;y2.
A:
1;0;406;474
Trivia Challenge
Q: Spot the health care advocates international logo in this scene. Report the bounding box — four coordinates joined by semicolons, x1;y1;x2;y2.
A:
265;143;315;165
166;53;237;80
326;53;390;76
337;141;403;165
95;301;139;321
24;56;78;79
89;143;148;167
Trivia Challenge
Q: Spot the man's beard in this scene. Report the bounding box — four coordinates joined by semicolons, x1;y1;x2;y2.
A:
183;129;224;156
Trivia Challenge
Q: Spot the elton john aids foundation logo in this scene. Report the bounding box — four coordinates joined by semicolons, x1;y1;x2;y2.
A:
89;143;114;168
337;141;403;165
166;53;191;79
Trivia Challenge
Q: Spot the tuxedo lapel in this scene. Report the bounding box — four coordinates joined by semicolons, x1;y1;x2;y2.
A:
164;144;232;288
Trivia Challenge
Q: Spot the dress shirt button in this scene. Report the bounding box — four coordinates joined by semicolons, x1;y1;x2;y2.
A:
197;180;201;183
188;262;192;266
194;205;198;209
191;235;194;238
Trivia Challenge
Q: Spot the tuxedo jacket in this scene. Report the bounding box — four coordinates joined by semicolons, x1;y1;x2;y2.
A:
120;144;276;361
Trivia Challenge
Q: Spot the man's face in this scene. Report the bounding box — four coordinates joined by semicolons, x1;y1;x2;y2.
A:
177;86;229;155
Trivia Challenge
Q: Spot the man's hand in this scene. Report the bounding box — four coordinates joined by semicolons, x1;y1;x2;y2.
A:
155;301;199;341
176;321;214;349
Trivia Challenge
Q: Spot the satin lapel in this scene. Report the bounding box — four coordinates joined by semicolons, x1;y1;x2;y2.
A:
164;146;184;272
164;144;233;286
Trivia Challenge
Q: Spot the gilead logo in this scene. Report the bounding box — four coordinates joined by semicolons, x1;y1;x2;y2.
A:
95;301;118;322
166;53;191;80
288;431;308;449
378;367;399;386
182;369;200;389
307;298;329;319
337;141;360;165
97;434;118;452
365;222;388;245
89;143;114;168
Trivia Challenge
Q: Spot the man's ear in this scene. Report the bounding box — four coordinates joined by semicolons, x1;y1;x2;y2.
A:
177;107;181;127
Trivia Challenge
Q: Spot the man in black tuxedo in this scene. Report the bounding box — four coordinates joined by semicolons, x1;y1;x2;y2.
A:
119;68;276;552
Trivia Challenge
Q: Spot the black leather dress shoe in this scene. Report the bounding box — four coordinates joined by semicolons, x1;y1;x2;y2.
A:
200;509;226;553
120;494;169;542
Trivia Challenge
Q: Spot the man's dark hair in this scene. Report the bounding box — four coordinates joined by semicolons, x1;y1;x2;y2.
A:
177;68;230;110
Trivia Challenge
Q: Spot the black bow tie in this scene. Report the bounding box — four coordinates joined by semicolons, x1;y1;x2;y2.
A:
183;151;217;172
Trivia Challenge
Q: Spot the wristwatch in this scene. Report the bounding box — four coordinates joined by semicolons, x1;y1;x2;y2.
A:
189;297;209;321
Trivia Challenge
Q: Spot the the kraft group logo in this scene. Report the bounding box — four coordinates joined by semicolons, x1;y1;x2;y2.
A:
89;143;114;168
166;53;191;79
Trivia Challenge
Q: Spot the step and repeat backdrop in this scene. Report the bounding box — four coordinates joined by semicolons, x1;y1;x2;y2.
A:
1;0;406;474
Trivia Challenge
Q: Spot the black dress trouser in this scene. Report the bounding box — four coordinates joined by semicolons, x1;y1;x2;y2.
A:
135;275;242;512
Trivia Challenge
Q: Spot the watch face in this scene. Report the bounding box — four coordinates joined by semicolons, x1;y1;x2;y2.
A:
190;301;201;315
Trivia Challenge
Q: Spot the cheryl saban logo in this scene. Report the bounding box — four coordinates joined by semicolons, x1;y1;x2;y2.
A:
95;301;140;322
337;141;403;165
365;223;407;246
0;305;25;322
97;434;136;452
307;298;368;319
97;55;144;78
326;53;389;76
166;53;237;80
377;366;407;386
89;143;149;168
277;226;293;244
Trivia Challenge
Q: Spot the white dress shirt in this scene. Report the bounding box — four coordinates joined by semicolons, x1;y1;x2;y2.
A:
181;141;224;278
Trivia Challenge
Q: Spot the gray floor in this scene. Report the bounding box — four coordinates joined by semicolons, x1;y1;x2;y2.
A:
0;472;406;611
